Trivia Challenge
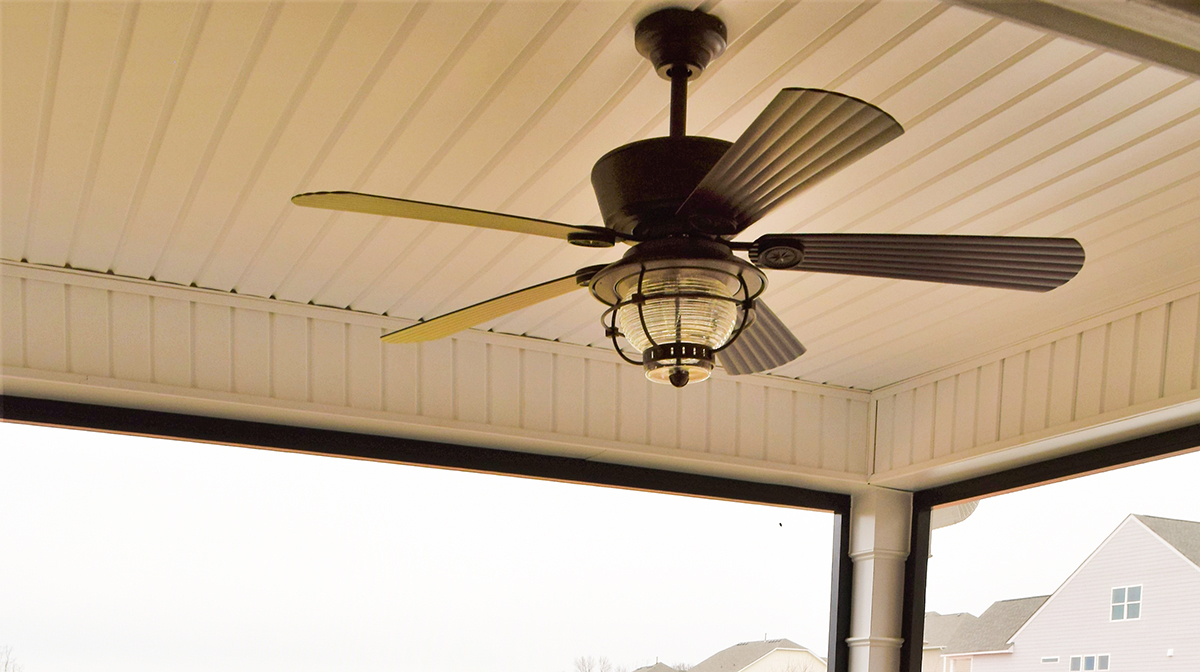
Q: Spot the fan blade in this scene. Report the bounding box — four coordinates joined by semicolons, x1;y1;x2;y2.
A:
381;266;604;344
718;301;807;375
679;88;903;233
750;234;1085;292
293;191;600;241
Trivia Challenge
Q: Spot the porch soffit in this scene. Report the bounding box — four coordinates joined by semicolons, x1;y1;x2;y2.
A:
3;1;1199;489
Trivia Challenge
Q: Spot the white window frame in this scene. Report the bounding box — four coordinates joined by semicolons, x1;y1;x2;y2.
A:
1110;583;1142;621
1069;653;1111;670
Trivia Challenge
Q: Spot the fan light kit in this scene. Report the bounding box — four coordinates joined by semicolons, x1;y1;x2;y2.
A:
292;7;1086;388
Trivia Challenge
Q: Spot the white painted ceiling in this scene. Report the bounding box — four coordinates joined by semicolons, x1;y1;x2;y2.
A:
4;0;1199;391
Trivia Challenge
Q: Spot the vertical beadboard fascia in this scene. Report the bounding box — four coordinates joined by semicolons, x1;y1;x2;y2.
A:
869;281;1200;481
0;262;872;485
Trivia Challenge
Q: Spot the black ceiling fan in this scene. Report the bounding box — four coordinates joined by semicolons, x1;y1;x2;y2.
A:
293;8;1085;388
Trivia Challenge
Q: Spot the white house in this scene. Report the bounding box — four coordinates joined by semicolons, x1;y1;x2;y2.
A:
922;612;977;672
689;639;826;672
941;515;1200;672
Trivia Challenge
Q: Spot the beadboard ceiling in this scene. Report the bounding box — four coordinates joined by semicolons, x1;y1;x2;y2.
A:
4;0;1199;391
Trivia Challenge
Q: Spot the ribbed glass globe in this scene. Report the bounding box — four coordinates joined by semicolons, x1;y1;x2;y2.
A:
615;268;740;352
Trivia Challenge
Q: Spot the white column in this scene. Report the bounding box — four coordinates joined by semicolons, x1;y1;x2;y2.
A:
847;486;912;672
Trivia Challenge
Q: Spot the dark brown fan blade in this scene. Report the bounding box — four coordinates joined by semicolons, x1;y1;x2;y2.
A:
718;301;807;375
678;88;903;233
381;266;605;344
750;234;1085;292
293;191;610;242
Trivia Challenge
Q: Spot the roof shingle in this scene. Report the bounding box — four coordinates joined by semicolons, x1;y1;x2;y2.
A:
1134;514;1200;568
923;612;977;648
944;597;1047;654
688;639;809;672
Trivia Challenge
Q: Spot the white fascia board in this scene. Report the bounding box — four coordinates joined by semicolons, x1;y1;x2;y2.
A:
869;396;1200;491
942;649;1013;657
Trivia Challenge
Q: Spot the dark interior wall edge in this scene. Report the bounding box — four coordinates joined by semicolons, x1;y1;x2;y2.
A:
0;394;848;510
897;421;1200;672
828;509;854;671
0;393;854;672
915;422;1200;509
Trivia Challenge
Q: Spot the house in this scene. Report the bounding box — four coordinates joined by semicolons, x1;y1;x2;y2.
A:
940;597;1048;670
633;664;681;672
940;515;1200;672
922;612;977;672
689;638;825;672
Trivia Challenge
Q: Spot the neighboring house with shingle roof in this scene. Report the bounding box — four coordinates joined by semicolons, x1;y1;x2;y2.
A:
922;612;977;672
942;596;1048;661
632;664;678;672
688;639;825;672
939;514;1200;672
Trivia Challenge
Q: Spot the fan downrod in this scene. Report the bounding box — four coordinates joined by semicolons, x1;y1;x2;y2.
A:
636;8;726;138
590;8;734;240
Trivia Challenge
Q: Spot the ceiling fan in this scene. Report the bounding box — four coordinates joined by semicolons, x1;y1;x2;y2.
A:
293;8;1085;388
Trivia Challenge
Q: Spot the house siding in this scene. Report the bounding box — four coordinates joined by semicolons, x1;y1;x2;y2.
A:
964;520;1200;672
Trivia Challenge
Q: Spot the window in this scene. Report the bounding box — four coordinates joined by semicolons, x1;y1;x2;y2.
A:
1111;584;1142;620
1071;654;1111;670
1042;657;1059;663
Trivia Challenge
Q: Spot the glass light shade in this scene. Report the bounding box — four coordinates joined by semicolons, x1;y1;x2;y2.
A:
615;269;740;351
614;268;741;386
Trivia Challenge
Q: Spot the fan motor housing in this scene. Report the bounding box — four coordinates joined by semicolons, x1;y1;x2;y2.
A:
591;136;733;239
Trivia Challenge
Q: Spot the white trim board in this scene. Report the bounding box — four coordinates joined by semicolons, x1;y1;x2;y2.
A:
1;263;874;489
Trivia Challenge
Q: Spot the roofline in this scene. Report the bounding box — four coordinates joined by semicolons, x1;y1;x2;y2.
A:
733;644;818;672
1130;515;1200;574
1006;515;1138;644
942;648;1013;657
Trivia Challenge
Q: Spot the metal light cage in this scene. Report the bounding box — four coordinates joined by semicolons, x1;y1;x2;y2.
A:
595;262;765;386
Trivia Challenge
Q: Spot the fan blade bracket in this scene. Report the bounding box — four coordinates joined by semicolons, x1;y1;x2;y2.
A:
574;264;608;287
567;228;619;248
749;236;805;269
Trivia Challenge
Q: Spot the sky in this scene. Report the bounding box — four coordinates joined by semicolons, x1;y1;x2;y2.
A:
0;422;834;672
2;423;1198;672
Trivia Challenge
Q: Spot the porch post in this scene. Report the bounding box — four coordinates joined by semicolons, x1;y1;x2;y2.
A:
847;487;913;672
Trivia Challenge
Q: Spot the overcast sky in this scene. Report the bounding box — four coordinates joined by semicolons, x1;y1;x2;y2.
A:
2;422;1198;672
0;422;834;672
